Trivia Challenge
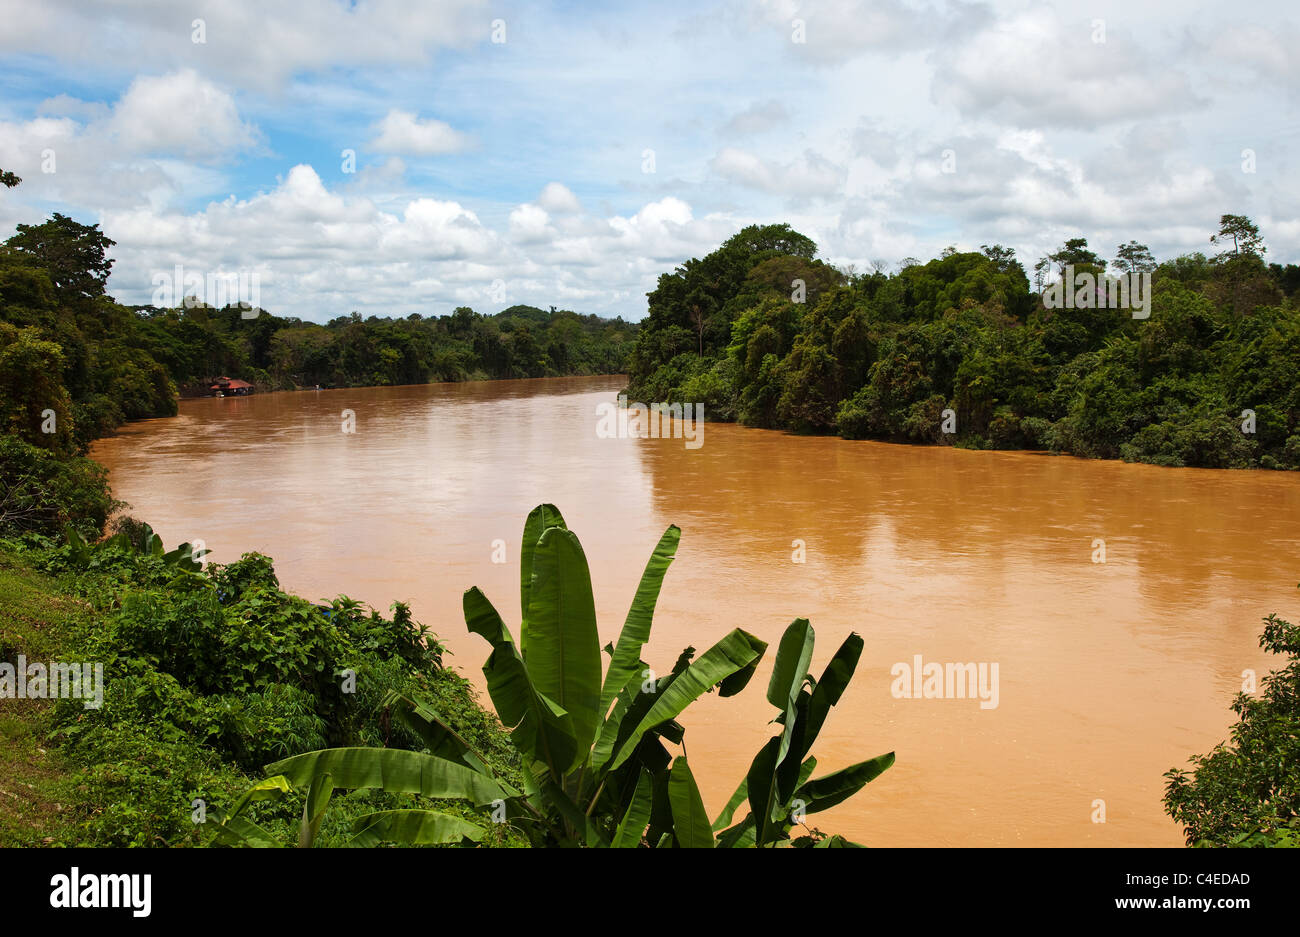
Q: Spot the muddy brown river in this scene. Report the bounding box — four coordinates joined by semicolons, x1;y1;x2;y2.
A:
90;375;1297;846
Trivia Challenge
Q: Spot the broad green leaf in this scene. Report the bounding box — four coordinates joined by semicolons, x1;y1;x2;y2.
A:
668;756;714;848
611;768;654;848
767;618;815;712
609;628;767;771
712;755;815;832
141;522;163;555
711;777;748;831
519;503;566;654
591;664;648;772
773;691;814;807
746;735;781;846
225;774;292;821
345;810;484;847
536;771;609;847
465;585;518;650
601;525;680;711
715;815;756;848
766;620;816;808
266;747;507;806
386;691;474;763
211;815;282;848
813;834;865;848
802;633;863;753
385;691;510;788
795;752;895;814
523;526;603;759
465;586;578;774
593;666;693;773
298;772;333;848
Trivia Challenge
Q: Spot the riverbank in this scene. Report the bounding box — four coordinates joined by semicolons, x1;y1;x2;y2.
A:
86;376;1296;845
0;533;523;847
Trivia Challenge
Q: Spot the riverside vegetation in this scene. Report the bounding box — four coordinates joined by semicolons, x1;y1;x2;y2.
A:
625;218;1300;470
0;166;1296;845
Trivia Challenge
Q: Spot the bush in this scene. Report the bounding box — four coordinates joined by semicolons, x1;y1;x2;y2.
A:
1164;607;1300;846
0;435;115;539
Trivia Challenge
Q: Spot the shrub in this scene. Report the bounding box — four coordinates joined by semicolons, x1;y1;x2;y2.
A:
1164;606;1300;845
0;435;115;539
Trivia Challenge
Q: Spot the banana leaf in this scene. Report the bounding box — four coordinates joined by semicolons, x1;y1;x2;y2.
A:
265;747;507;806
345;809;485;847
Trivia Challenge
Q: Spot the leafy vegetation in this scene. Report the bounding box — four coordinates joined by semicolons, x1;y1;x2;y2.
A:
0;525;522;847
1164;600;1300;847
218;504;894;847
0;190;635;457
626;219;1300;469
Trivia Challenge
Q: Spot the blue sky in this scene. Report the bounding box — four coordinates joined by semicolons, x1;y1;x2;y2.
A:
0;0;1296;321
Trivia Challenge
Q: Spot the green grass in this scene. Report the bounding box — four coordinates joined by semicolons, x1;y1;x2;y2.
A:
0;555;93;845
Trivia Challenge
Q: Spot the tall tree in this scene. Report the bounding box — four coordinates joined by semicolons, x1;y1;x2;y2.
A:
1042;237;1105;276
1210;214;1266;259
722;223;817;259
1114;240;1156;274
6;213;116;300
980;244;1018;272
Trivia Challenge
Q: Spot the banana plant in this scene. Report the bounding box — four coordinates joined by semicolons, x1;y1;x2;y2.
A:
212;505;892;847
209;746;513;847
711;618;895;847
461;503;769;846
64;522;207;571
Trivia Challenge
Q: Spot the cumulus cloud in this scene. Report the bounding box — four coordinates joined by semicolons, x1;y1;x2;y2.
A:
370;110;473;156
86;166;744;320
537;182;582;214
107;70;260;160
0;0;487;90
710;146;846;198
2;0;1297;323
931;9;1204;127
0;69;258;211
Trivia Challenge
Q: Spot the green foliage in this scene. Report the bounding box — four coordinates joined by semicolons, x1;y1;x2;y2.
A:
6;213;116;301
626;217;1299;470
60;538;441;754
1164;601;1300;846
0;209;634;456
0;435;116;540
1211;214;1266;260
1;524;493;847
219;504;892;848
713;620;894;847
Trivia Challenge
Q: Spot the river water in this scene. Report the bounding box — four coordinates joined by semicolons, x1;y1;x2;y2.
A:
89;375;1297;846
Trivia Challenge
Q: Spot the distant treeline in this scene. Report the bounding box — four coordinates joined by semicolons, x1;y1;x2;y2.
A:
625;220;1300;470
139;301;636;396
0;205;634;453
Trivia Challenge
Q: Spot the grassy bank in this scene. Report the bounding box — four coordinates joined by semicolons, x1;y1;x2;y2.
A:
0;537;524;848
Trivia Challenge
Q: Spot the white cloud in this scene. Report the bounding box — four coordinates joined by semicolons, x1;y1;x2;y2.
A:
3;0;1299;323
370;110;472;156
710;146;845;198
750;0;933;65
88;167;744;320
0;0;488;90
509;203;554;244
537;182;582;214
0;70;258;211
108;70;259;160
931;9;1203;127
